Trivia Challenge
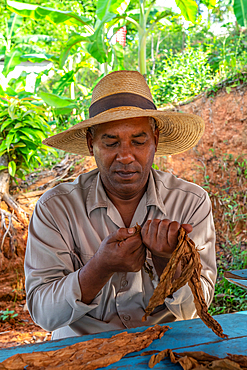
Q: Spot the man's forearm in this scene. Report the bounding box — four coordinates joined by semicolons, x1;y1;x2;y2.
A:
78;253;114;304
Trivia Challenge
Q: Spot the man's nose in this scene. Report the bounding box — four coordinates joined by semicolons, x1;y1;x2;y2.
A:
116;144;135;164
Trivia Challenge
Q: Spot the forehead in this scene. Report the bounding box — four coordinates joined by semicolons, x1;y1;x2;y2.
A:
93;117;153;137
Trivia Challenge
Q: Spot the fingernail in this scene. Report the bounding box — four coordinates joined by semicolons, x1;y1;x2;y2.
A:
128;227;135;234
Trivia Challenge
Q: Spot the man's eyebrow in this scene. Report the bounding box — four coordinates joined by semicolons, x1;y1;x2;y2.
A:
132;131;148;138
101;134;118;139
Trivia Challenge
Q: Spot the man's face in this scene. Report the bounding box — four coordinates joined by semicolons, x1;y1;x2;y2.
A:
86;117;159;200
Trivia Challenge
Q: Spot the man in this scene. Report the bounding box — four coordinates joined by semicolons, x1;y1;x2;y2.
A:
25;70;216;340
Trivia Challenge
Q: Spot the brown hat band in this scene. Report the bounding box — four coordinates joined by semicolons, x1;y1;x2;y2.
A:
89;92;157;118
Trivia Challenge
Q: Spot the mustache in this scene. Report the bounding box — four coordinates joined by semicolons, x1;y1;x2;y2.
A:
112;165;141;172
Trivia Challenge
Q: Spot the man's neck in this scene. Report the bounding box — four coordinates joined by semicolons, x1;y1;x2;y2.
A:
105;187;147;228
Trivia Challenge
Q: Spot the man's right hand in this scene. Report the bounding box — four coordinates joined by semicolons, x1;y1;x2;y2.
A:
95;227;146;274
79;227;146;304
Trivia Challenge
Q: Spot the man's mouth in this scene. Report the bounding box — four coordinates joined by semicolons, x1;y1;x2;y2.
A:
115;171;137;179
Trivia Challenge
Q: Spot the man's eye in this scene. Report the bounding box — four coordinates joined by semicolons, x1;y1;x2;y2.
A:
133;140;145;146
105;142;118;147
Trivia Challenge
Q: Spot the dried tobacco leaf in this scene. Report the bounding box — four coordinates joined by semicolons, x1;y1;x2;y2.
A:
149;349;247;369
143;227;228;339
134;223;154;280
0;324;170;370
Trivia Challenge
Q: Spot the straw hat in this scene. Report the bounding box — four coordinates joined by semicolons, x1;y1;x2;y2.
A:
43;70;204;156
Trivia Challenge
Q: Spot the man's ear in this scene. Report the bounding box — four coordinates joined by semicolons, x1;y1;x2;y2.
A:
154;127;159;152
86;131;94;156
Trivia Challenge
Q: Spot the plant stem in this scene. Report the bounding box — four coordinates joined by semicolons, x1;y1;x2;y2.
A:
139;0;147;76
240;0;247;28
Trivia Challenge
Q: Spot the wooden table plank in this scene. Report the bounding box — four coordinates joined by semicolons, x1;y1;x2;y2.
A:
105;336;247;369
0;311;246;367
224;269;247;289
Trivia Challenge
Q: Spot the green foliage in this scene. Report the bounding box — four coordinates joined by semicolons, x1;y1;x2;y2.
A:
0;96;57;180
0;11;57;77
0;308;18;322
209;243;247;315
150;46;213;105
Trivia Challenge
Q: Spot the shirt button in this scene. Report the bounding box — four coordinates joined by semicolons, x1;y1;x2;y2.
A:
121;280;128;288
123;315;131;321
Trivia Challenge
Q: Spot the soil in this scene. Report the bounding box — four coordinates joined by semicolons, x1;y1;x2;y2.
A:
0;85;246;349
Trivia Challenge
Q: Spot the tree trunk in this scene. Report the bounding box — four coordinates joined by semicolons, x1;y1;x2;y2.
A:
0;155;9;203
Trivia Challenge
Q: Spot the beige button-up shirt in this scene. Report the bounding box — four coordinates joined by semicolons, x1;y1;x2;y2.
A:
25;168;216;340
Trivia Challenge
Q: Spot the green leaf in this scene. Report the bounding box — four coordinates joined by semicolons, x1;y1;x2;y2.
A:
2;47;23;77
16;34;56;43
39;91;76;108
16;169;25;180
0;119;13;132
59;34;90;68
54;106;75;115
96;0;130;20
13;142;26;148
7;1;92;27
8;13;23;39
27;149;35;162
8;102;18;120
5;134;15;151
21;53;57;63
85;27;107;64
34;155;43;165
8;161;16;177
53;71;75;94
175;0;198;22
0;84;5;96
233;0;247;27
19;128;40;141
0;166;8;171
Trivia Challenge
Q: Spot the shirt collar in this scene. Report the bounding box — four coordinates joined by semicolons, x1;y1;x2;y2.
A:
86;168;167;218
86;171;107;216
146;167;167;215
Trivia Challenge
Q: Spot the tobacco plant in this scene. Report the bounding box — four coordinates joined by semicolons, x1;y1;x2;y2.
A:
0;96;57;181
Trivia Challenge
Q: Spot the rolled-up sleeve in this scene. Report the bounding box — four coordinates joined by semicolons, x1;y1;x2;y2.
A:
164;191;216;321
25;201;101;332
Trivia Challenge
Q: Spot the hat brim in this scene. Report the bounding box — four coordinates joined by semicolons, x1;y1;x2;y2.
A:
43;107;205;156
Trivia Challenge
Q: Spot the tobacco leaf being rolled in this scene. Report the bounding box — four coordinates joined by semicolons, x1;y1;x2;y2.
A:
142;227;228;339
148;349;247;369
0;325;170;370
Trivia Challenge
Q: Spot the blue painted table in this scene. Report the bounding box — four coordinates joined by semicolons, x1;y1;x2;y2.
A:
224;269;247;290
0;311;247;369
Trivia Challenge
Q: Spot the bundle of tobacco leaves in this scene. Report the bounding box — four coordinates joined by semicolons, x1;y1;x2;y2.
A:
142;227;228;339
0;324;170;370
148;349;247;369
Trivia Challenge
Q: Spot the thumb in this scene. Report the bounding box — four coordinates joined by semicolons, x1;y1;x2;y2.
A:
115;227;137;241
181;224;193;234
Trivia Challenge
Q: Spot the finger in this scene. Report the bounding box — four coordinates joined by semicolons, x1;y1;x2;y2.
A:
120;234;143;253
113;227;137;242
141;220;151;239
157;219;170;241
147;219;162;244
181;223;193;234
167;221;180;248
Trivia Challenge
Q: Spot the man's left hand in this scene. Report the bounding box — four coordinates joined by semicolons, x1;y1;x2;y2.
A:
141;219;193;278
141;219;192;259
